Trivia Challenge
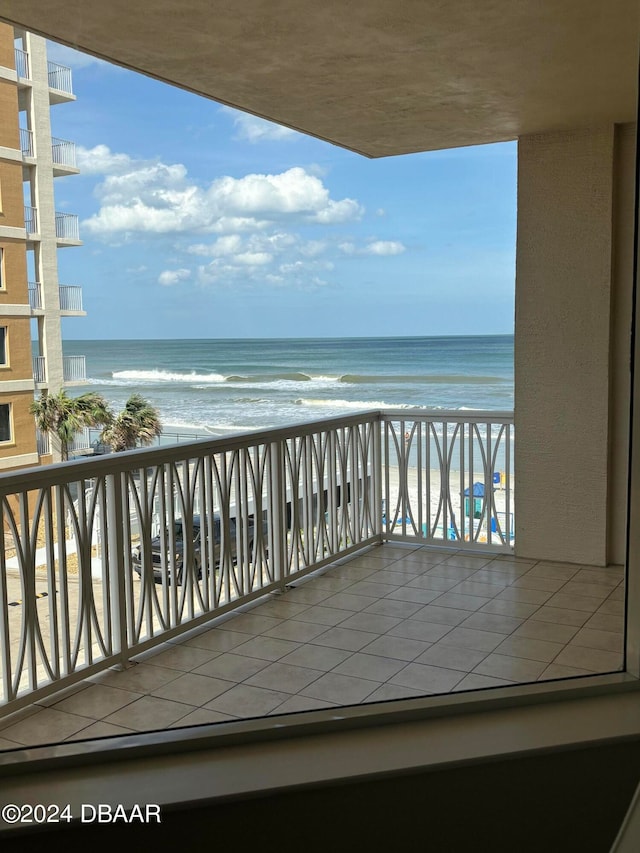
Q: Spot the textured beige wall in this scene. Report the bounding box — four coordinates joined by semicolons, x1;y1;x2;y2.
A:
515;126;616;565
0;81;20;150
0;390;36;457
0;160;25;228
0;22;14;71
0;242;28;301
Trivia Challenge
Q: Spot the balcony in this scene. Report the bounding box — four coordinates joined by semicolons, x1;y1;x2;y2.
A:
47;60;74;103
63;354;86;383
28;283;85;315
0;410;624;742
51;136;79;175
19;127;33;159
59;284;84;314
14;47;29;80
55;212;81;245
31;354;87;384
32;354;46;384
27;282;42;311
23;205;38;236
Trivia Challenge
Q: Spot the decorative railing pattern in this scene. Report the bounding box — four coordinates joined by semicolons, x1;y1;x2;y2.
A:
14;48;29;79
24;205;37;235
28;282;42;310
381;411;514;549
55;212;80;241
0;411;513;713
59;285;83;312
0;414;380;710
63;355;86;382
19;127;33;158
51;137;77;169
32;355;46;384
47;61;73;95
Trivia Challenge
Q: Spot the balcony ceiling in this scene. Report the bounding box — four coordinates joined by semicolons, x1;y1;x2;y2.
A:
1;0;638;157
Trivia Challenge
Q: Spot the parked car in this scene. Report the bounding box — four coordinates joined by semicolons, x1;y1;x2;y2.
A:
131;513;268;585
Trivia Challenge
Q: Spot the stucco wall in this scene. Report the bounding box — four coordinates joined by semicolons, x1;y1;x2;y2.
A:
515;126;618;565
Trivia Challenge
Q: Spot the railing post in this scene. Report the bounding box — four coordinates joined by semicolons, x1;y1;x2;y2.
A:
106;471;130;668
374;414;383;539
270;440;288;592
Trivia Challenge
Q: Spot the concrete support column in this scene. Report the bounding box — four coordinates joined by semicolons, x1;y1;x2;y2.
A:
23;32;64;396
515;125;634;566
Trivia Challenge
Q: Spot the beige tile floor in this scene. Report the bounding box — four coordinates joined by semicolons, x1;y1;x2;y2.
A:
0;544;625;750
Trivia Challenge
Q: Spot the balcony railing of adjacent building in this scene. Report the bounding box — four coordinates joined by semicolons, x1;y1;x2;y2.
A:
51;137;77;169
14;47;29;79
24;205;37;235
27;282;42;310
19;127;33;158
32;355;46;383
32;355;86;384
55;212;80;241
0;410;514;714
36;430;50;456
47;60;73;95
63;354;86;382
59;285;83;312
28;284;83;312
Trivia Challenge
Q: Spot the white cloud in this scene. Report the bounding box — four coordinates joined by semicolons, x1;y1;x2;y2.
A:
76;145;137;176
339;239;406;256
222;107;299;143
158;268;191;286
82;158;363;237
367;240;406;256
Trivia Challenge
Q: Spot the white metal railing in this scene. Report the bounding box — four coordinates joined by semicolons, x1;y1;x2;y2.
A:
51;137;77;169
59;285;83;312
55;212;80;241
28;282;42;310
24;205;37;235
63;355;86;382
47;60;73;95
19;127;33;158
0;410;513;713
36;430;50;456
32;355;46;383
14;48;29;79
381;411;514;548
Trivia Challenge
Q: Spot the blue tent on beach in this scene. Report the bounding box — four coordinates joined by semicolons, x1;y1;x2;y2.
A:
464;482;486;518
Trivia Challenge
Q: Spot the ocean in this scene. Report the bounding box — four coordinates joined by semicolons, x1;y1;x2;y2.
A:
61;335;514;437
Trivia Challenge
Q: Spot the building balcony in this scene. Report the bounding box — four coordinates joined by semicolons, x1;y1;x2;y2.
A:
32;354;87;385
14;47;29;80
31;354;46;384
24;205;38;236
27;282;42;311
51;137;79;175
19;127;33;159
63;354;87;383
28;283;85;316
47;60;75;103
55;212;81;246
0;410;624;744
59;285;85;315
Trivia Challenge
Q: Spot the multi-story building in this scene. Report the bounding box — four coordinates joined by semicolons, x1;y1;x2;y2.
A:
0;23;84;468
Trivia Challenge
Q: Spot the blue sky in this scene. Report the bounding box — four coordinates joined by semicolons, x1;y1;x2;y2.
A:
46;42;517;341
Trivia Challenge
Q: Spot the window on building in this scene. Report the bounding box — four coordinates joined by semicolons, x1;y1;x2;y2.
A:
0;247;3;289
0;404;11;443
0;327;7;366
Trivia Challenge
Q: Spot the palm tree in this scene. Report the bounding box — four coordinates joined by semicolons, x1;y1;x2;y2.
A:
101;394;162;452
30;390;113;461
